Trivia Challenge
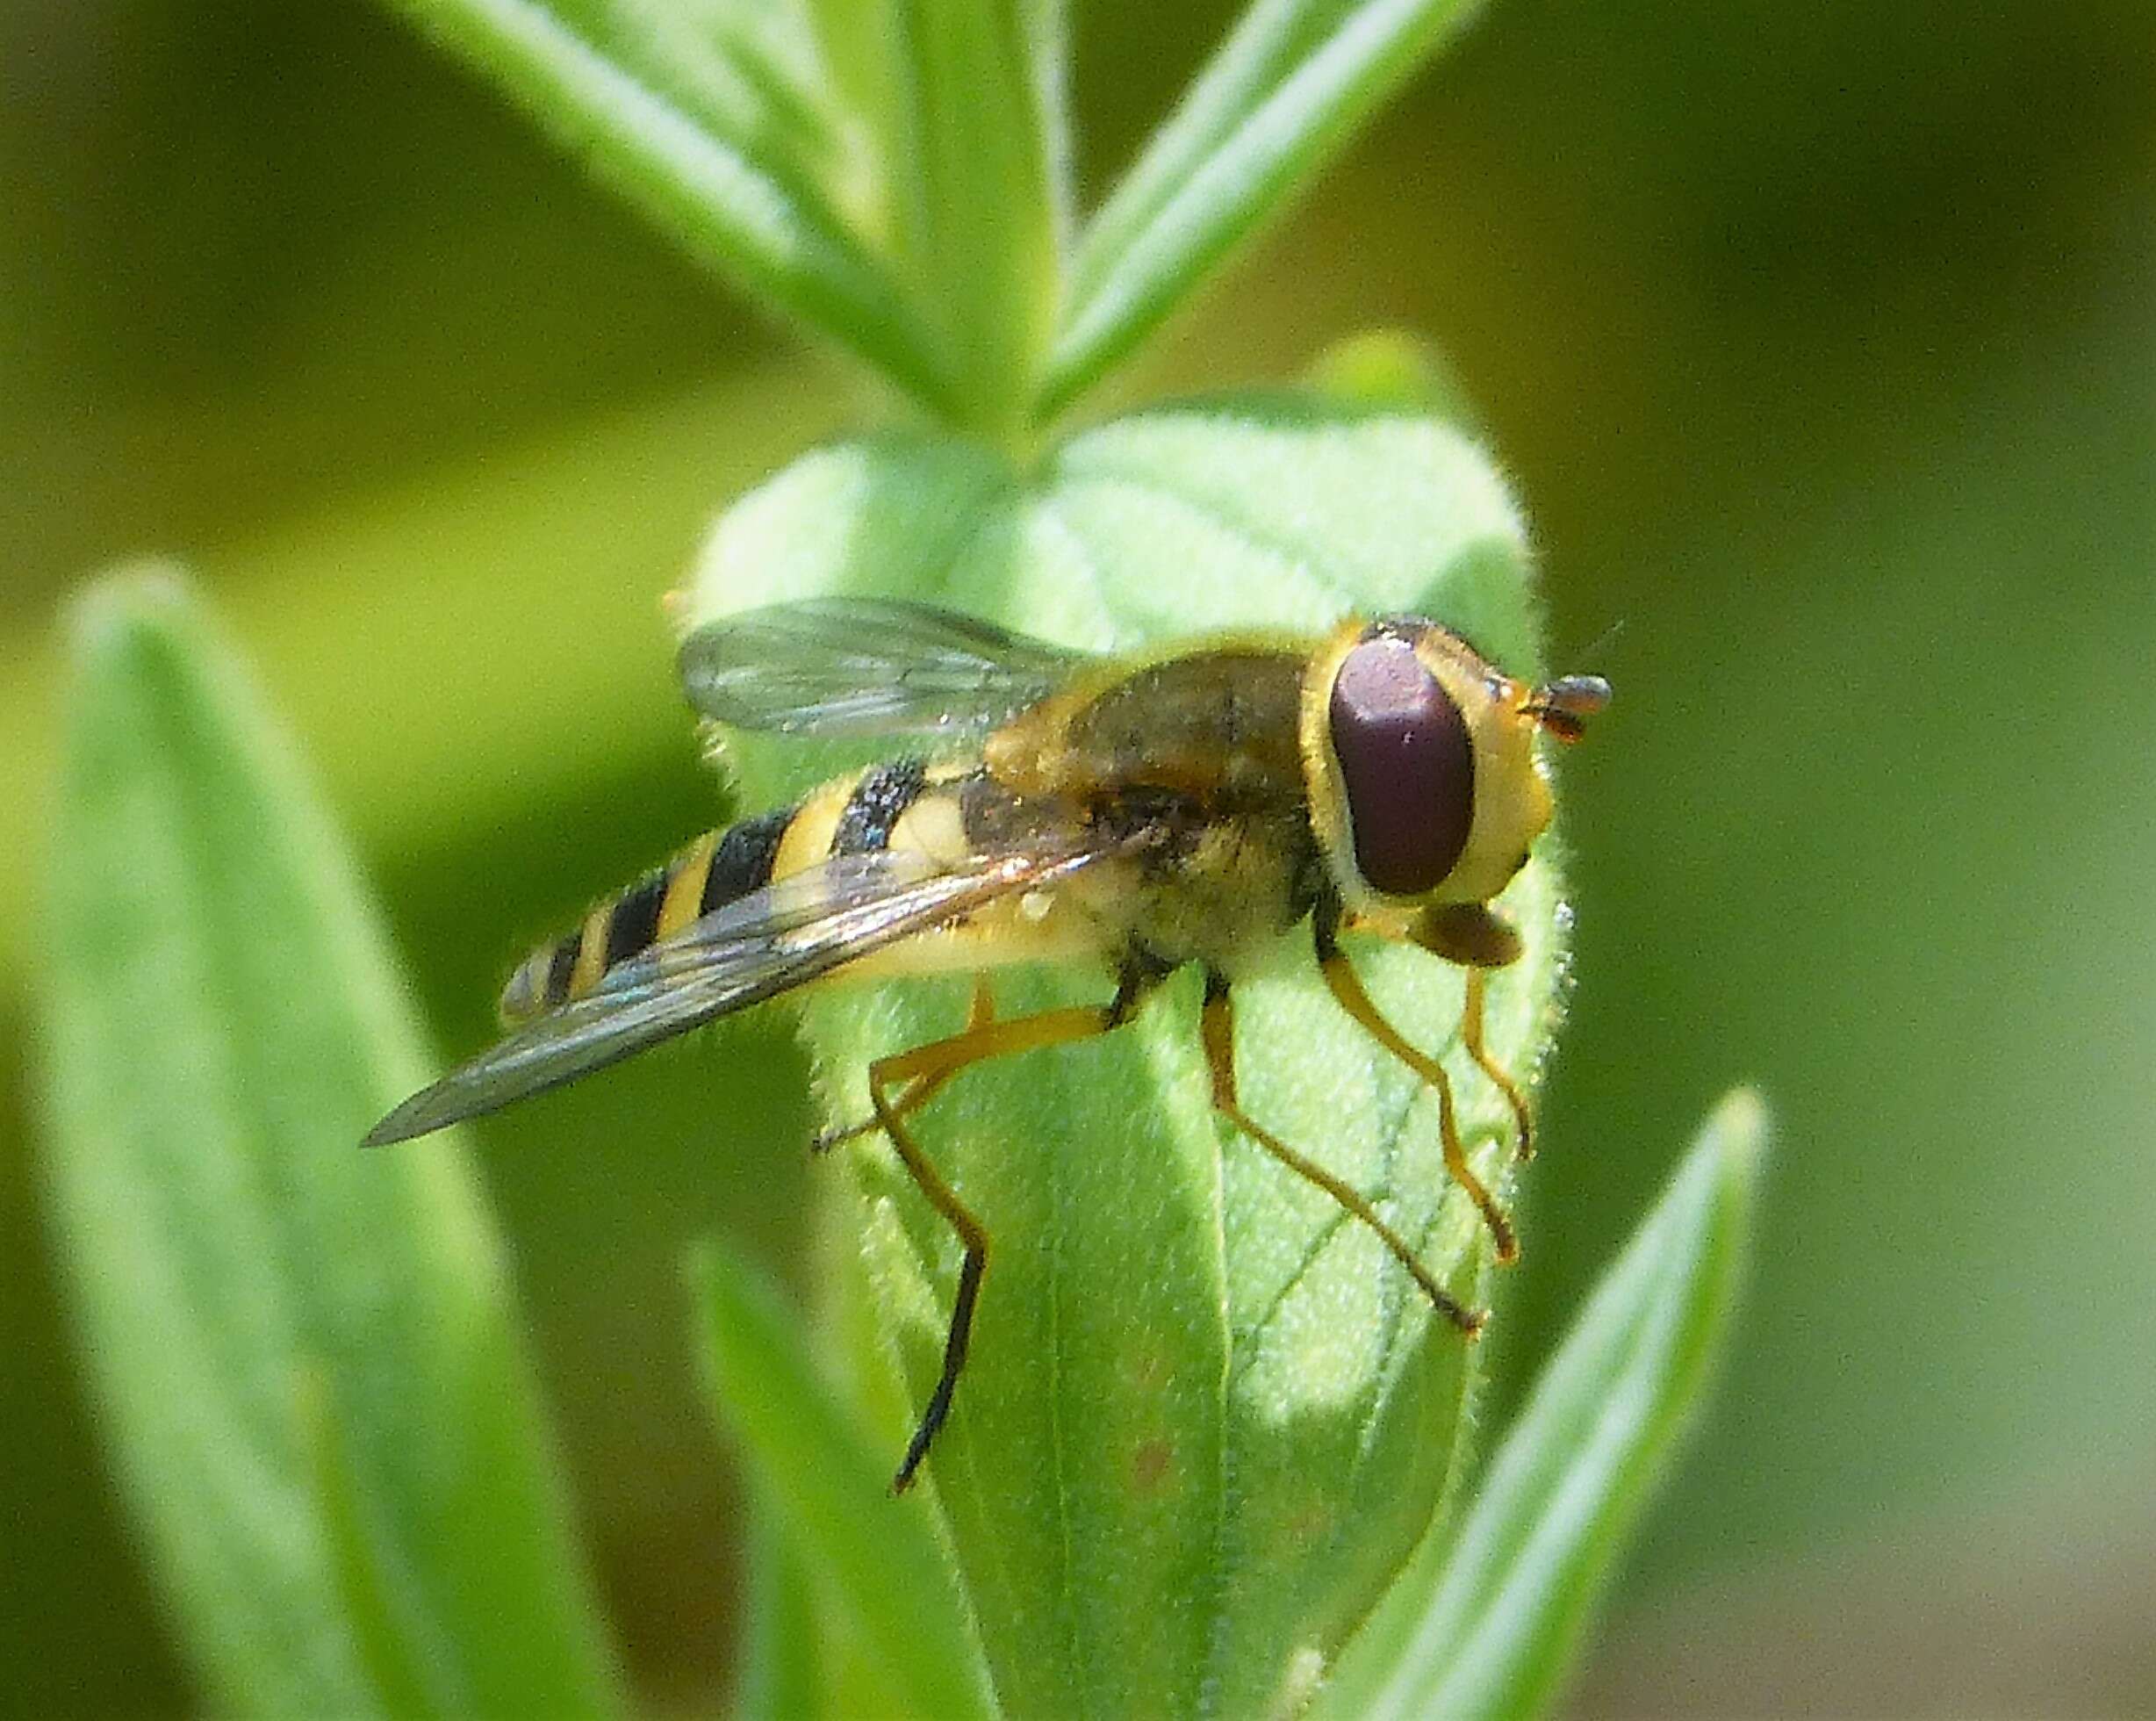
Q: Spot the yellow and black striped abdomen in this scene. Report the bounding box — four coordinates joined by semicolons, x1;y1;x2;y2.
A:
499;803;794;1024
497;756;959;1026
497;752;1118;1026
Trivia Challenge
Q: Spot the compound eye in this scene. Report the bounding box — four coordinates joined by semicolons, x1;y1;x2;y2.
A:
1328;637;1474;896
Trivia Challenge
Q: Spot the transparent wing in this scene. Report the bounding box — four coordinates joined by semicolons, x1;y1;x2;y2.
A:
679;597;1090;738
363;838;1116;1147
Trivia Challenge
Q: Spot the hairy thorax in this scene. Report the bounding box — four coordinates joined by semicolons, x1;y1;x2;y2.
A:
981;644;1321;977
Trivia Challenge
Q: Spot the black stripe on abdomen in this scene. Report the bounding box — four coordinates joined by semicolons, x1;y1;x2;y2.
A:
604;869;669;968
507;805;795;1022
703;806;792;914
830;758;927;855
543;937;580;1008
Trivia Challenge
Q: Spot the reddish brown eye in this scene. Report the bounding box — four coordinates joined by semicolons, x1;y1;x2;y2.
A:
1328;637;1474;896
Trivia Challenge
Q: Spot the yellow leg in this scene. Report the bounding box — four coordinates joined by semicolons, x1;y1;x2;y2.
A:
1200;976;1484;1336
1316;946;1520;1265
814;977;995;1155
865;990;1137;1492
1461;968;1534;1163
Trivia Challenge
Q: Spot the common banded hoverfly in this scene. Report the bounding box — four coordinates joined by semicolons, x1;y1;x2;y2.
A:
366;599;1608;1489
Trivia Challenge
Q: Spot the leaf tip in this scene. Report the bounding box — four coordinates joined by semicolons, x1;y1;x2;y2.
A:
1702;1085;1772;1181
61;558;198;662
1307;328;1479;425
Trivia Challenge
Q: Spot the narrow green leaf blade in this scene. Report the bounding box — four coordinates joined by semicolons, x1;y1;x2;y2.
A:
1043;0;1483;420
884;0;1063;438
685;397;1558;1718
1072;0;1368;299
297;1373;447;1720
688;1240;995;1721
1315;1089;1770;1721
1024;0;1077;255
547;0;851;192
378;0;958;414
38;569;622;1717
732;1488;823;1721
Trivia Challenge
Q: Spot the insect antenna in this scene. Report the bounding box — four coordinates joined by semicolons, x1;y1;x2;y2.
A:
1559;615;1628;669
1515;616;1621;740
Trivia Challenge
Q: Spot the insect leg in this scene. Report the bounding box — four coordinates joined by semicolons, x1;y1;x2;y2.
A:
1459;967;1534;1163
1199;973;1484;1336
1313;917;1520;1265
865;968;1157;1493
1401;904;1534;1165
813;977;995;1155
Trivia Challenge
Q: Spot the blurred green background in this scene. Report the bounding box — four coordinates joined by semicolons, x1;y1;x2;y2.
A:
4;0;2151;1714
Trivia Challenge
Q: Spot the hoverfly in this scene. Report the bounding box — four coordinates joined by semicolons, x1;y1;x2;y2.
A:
366;598;1608;1490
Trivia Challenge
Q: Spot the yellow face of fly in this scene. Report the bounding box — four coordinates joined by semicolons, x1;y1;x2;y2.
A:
1298;619;1563;921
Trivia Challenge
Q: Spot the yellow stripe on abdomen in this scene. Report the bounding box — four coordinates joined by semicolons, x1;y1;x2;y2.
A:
768;774;857;882
569;904;613;998
658;831;718;939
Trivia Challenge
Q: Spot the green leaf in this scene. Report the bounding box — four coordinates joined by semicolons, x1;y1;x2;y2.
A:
1305;326;1481;426
297;1372;446;1720
876;0;1066;440
1043;0;1484;421
37;569;622;1717
1314;1089;1769;1721
378;0;959;414
683;396;1556;1717
689;1241;995;1721
732;1488;823;1721
1023;0;1077;255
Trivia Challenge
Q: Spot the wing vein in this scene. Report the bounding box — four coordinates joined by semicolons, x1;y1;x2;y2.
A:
679;598;1089;738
